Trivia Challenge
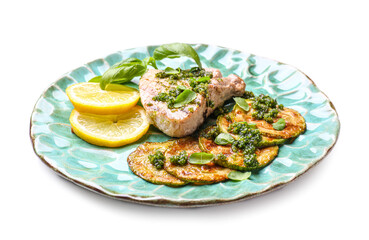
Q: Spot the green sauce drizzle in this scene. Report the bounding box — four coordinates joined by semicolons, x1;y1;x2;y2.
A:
155;67;212;80
169;151;188;166
152;86;184;109
201;126;220;140
153;67;214;109
228;122;262;168
250;94;284;123
148;150;166;170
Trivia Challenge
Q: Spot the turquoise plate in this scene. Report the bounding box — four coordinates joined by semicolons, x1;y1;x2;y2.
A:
30;44;340;207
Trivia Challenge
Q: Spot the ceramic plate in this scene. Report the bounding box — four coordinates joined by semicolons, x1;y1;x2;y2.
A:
30;44;340;207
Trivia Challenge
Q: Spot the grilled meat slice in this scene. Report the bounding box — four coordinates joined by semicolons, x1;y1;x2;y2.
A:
139;68;245;137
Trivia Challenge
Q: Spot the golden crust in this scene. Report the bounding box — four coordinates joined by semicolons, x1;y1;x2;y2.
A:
199;129;279;171
164;138;231;184
127;141;186;187
232;104;306;139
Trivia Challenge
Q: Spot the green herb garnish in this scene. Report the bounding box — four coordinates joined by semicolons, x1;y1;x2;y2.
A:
234;97;250;112
169;151;188;166
273;118;286;130
188;152;214;164
201;126;220;140
89;76;102;83
148;150;165;170
177;85;187;91
228;171;251;181
153;43;202;68
173;89;197;108
251;94;284;123
228;122;262;168
163;67;180;75
97;43;202;90
100;57;156;90
214;133;234;145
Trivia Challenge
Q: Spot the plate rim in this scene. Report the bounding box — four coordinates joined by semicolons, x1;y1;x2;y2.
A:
29;43;341;208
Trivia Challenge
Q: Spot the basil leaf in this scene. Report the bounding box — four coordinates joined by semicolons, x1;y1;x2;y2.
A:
228;171;251;181
214;133;234;145
195;76;211;83
189;152;214;164
164;67;180;75
89;76;102;83
234;97;250;112
143;57;157;69
153;43;202;68
177;85;187;91
173;89;197;108
100;58;147;90
273;118;286;130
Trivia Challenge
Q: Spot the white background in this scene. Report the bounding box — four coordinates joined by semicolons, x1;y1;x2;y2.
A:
1;0;368;239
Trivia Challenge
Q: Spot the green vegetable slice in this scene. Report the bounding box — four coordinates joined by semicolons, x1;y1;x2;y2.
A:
153;43;202;68
234;97;249;112
173;89;197;108
228;171;251;181
199;126;279;171
189;152;214;164
217;115;287;147
127;141;187;187
232;104;306;139
164;138;231;184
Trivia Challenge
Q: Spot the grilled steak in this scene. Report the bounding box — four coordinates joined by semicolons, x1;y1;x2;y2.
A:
139;68;245;137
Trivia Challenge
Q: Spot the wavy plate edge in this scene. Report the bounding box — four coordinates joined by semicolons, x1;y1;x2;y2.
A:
29;44;340;208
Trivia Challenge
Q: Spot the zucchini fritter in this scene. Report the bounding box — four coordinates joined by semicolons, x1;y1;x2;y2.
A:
217;115;287;147
199;134;279;171
231;104;306;139
164;138;231;184
127;141;187;187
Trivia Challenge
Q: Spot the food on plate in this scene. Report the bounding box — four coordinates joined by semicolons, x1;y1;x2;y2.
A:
66;82;139;115
217;115;287;148
128;89;306;185
63;42;306;186
163;138;232;184
139;68;245;137
66;83;145;148
231;94;306;139
69;106;149;147
127;141;186;187
199;126;279;171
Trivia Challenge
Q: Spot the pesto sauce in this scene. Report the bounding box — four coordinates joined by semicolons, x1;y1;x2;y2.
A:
216;153;227;161
228;122;262;168
249;94;284;123
189;76;214;107
155;67;212;80
152;87;184;109
153;67;214;109
169;151;188;166
148;150;166;170
201;126;220;140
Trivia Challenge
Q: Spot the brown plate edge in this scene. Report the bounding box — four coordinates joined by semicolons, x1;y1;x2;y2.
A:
29;50;341;208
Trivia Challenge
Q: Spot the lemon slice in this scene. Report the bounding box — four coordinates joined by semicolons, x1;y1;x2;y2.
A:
66;82;140;115
69;106;150;147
